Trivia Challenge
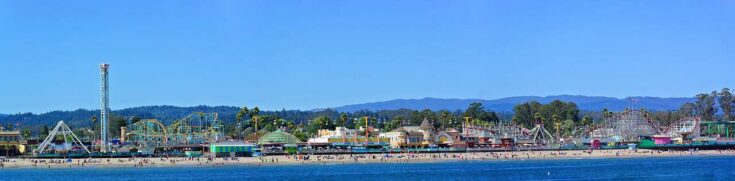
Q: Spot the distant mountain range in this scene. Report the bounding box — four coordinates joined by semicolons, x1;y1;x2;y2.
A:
328;95;695;112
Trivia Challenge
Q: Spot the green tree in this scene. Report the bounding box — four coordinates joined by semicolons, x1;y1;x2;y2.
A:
513;102;533;128
40;125;50;139
130;116;141;125
385;117;402;131
561;119;576;137
339;113;348;127
236;106;249;124
235;106;249;138
651;110;681;127
696;92;718;121
439;110;451;129
91;115;98;124
562;102;580;121
292;129;308;142
464;102;486;120
580;116;593;126
272;118;288;130
719;88;733;121
285;121;296;131
308;116;333;133
533;112;544;125
679;102;696;117
250;107;260;131
514;100;577;128
109;114;127;138
394;115;407;126
487;111;500;122
551;114;560;134
540;100;579;123
90;116;98;138
21;128;31;140
408;110;422;125
354;117;369;130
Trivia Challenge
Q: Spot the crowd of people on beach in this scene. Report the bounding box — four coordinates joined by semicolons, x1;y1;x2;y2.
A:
262;148;735;165
0;149;733;168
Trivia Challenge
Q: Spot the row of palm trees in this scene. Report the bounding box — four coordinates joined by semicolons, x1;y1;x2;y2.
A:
235;106;260;140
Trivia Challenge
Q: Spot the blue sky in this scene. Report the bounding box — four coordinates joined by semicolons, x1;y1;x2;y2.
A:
0;1;733;114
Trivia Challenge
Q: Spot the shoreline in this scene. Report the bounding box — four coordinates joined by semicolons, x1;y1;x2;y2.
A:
1;149;734;169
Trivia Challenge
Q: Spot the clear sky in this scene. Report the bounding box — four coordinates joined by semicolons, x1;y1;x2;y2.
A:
1;1;733;114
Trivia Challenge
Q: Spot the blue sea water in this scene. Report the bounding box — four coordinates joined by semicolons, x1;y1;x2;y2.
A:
1;156;734;181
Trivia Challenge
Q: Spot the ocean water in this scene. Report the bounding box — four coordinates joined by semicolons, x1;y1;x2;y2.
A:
1;156;734;181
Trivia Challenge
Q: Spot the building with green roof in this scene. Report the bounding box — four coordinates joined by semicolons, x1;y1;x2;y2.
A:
257;130;302;145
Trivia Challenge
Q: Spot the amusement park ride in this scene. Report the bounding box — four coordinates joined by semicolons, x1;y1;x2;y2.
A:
36;121;90;154
527;123;555;145
662;117;702;139
591;109;658;142
127;112;225;149
34;64;230;155
462;119;555;145
586;109;703;142
458;107;707;147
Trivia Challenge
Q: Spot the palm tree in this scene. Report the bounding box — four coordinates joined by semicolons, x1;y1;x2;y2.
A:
440;111;450;129
370;117;377;129
339;113;348;127
552;114;561;137
235;106;249;139
21;128;31;140
236;107;249;123
251;107;260;135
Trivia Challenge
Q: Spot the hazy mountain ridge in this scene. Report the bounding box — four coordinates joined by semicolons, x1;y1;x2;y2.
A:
330;95;695;112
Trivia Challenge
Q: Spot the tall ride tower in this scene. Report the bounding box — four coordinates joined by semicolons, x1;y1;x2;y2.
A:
99;63;110;153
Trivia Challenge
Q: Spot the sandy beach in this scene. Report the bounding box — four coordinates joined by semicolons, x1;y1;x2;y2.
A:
1;149;734;169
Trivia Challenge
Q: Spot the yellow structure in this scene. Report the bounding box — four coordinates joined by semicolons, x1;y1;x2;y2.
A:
0;130;25;155
382;129;424;148
381;118;455;148
120;126;127;143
